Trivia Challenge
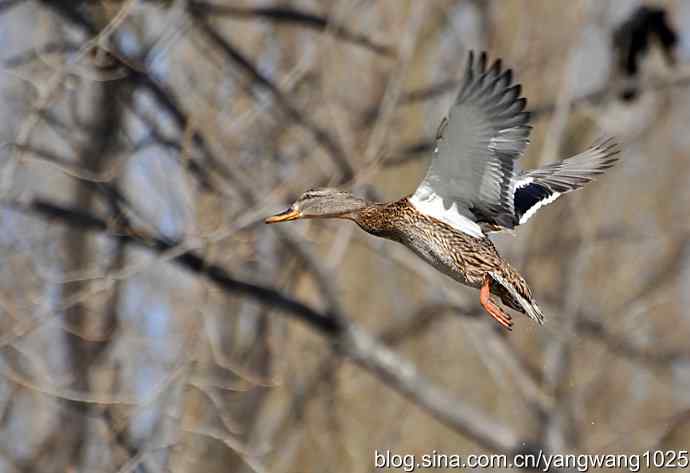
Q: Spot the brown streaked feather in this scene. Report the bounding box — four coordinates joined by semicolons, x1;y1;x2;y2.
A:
352;198;541;322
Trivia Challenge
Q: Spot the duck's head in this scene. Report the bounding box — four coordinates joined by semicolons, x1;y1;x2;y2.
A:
265;187;367;224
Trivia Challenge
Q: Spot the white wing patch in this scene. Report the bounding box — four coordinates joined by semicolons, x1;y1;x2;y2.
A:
408;189;484;238
517;191;561;224
514;176;534;189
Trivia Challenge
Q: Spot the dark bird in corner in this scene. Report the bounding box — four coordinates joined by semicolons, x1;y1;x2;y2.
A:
613;5;678;101
266;52;620;330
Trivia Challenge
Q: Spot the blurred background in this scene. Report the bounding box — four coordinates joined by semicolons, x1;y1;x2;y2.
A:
1;0;690;471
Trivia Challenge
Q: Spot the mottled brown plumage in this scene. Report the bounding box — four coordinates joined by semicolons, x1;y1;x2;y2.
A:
353;198;537;328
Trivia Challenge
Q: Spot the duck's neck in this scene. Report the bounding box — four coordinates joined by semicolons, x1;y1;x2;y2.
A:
349;201;396;237
311;193;396;236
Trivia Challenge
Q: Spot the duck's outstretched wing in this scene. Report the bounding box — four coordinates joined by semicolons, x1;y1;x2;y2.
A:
513;138;621;225
409;51;531;237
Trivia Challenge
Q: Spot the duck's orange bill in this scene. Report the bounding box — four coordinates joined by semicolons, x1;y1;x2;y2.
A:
265;208;302;224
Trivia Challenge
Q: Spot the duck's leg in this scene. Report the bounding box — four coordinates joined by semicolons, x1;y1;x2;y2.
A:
480;276;513;330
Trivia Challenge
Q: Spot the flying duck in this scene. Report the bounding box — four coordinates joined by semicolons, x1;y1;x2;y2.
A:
265;51;620;330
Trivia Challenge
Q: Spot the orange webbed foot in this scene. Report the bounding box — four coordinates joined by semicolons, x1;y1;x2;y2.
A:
480;276;513;330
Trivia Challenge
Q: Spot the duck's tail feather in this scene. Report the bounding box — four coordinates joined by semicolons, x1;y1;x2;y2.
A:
489;271;544;324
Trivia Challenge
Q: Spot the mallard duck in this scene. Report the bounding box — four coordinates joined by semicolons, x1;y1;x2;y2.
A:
266;51;620;330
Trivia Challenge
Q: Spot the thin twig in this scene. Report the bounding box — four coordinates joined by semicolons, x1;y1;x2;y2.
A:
189;1;393;57
189;10;354;182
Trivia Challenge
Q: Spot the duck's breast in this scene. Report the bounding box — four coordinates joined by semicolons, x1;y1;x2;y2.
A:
398;223;481;288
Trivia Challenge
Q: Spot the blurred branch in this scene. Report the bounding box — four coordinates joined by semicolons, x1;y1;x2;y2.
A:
12;196;531;454
0;0;25;15
38;1;97;34
342;324;520;453
189;9;354;182
362;78;459;126
35;1;248;199
39;1;355;189
4;42;82;67
373;63;690;122
127;15;350;319
189;1;394;57
6;6;350;324
570;235;690;365
8;144;116;182
656;409;690;448
614;235;690;312
382;140;434;167
13;197;342;335
381;303;553;411
378;303;465;345
577;317;690;365
529;71;690;117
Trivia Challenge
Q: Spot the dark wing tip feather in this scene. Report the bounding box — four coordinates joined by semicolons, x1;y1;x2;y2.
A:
501;68;513;89
458;51;530;127
489;58;502;76
479;51;488;73
511;83;521;97
459;50;476;98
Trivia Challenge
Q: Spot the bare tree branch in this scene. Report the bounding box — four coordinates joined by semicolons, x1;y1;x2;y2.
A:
341;325;521;453
189;10;354;182
0;0;26;15
189;1;394;57
577;317;690;364
11;196;530;454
